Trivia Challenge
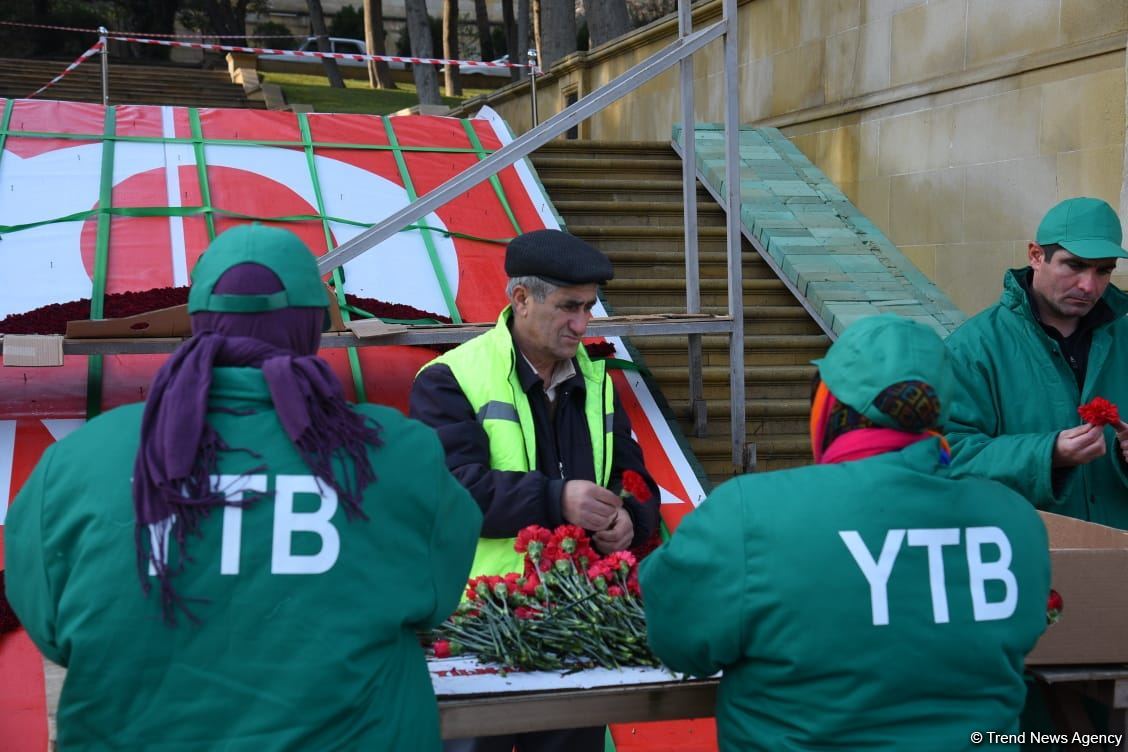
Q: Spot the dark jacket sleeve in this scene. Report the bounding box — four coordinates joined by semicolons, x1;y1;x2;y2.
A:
608;387;662;548
409;363;565;538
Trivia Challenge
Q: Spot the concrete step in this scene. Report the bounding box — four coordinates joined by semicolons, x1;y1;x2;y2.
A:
604;276;795;307
531;155;685;177
664;397;813;418
687;433;812;477
554;200;726;227
540;178;710;203
629;334;829;366
647;363;816;384
532;141;679;161
0;57;262;109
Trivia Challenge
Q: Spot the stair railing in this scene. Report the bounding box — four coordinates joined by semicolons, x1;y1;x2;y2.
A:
315;0;749;473
98;27;109;106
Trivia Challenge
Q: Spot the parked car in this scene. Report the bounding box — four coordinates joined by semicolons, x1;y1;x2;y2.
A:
261;37;391;68
458;54;512;78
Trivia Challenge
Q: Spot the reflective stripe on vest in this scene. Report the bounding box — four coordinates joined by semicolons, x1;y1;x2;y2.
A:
423;306;614;579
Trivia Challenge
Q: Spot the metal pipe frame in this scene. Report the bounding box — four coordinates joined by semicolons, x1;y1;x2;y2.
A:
722;0;745;471
678;0;706;439
310;1;746;470
99;27;109;107
316;17;726;274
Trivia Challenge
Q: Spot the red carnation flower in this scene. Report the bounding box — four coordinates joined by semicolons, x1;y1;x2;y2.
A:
433;640;452;658
603;550;637;575
515;525;552;553
1047;589;1064;625
1079;397;1120;427
621;470;653;503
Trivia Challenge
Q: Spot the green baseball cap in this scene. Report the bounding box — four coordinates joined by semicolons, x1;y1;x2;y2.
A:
811;314;954;429
188;224;330;324
1035;197;1128;260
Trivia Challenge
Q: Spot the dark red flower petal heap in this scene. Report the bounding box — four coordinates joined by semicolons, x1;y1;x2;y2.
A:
0;288;451;335
583;341;616;359
0;572;20;634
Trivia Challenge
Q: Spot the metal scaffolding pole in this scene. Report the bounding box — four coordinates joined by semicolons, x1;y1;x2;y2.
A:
679;0;706;439
316;19;726;274
99;27;109;106
722;0;745;471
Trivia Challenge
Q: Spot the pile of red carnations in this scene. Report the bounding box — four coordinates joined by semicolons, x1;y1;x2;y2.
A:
430;523;660;672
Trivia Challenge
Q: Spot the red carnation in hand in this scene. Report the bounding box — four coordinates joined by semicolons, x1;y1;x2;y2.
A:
1079;397;1120;427
621;470;653;503
1046;589;1064;625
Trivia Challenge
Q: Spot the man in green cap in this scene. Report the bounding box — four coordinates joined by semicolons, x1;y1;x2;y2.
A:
946;197;1128;529
639;314;1051;750
6;224;482;749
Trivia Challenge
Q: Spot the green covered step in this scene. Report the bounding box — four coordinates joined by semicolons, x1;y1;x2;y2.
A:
676;124;964;336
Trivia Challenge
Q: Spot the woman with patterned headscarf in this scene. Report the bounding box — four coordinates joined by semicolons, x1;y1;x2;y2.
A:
640;314;1051;751
5;224;481;750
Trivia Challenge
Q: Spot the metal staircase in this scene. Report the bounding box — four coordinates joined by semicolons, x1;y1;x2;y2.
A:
530;140;830;485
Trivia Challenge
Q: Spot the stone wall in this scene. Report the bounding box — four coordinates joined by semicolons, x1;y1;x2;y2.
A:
461;0;1128;314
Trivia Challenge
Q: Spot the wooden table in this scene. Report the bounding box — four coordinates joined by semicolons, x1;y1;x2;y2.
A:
1029;665;1128;750
438;677;719;739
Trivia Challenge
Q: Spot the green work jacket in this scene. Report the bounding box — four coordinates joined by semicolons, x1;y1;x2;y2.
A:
946;269;1128;528
425;307;614;578
6;367;481;751
640;440;1050;751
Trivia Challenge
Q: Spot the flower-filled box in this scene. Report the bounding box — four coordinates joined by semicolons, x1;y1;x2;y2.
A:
1026;511;1128;666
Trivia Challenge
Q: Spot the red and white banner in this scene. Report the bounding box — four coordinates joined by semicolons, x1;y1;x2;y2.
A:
0;99;708;750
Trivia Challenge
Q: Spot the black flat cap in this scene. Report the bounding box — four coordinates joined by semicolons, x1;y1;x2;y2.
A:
505;229;614;286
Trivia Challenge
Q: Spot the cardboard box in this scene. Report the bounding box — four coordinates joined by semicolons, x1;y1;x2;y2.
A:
1026;511;1128;666
1;334;64;366
63;284;349;340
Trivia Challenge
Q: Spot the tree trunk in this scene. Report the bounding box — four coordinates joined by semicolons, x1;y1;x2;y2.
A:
585;0;631;48
308;0;346;88
123;0;179;60
442;0;462;96
404;0;442;105
363;0;397;89
516;0;531;79
536;0;575;69
201;0;250;42
501;0;518;81
473;0;494;61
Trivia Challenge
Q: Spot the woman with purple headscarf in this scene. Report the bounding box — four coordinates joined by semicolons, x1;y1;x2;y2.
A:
5;224;482;750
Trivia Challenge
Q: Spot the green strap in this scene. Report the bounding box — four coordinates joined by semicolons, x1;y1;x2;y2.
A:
0;205;512;244
381;116;462;325
461;120;522;236
0;126;497;154
298;114;367;402
594;357;650;378
188;109;217;240
86;107;116;419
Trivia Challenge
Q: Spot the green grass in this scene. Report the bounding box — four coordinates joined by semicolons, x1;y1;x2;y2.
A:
261;71;491;114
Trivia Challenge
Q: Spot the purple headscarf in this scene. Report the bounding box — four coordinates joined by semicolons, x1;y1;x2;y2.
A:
133;263;382;624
